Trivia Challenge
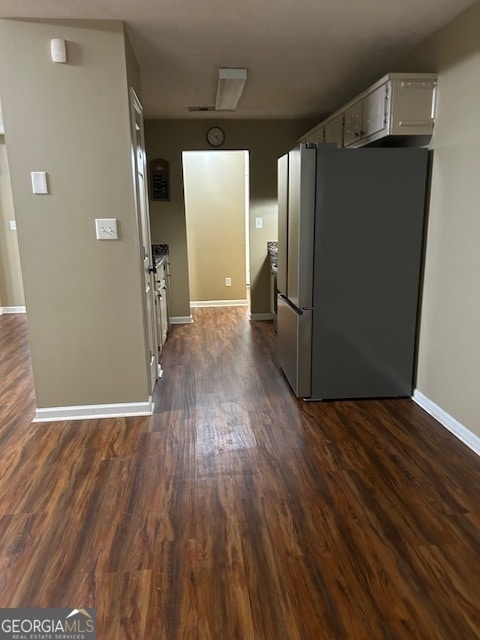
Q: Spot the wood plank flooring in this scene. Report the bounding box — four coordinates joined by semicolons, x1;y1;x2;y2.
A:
0;308;479;639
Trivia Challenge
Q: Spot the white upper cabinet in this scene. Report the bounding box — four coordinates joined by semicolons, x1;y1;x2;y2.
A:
344;99;364;146
388;76;437;136
300;73;437;149
324;113;344;147
299;122;324;145
364;83;389;138
344;82;389;147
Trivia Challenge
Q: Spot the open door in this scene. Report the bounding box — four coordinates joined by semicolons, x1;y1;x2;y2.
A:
130;88;159;395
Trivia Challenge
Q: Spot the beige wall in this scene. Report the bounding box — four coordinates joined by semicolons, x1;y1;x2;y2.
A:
183;151;246;302
0;139;25;308
393;1;480;435
145;119;315;317
0;19;150;408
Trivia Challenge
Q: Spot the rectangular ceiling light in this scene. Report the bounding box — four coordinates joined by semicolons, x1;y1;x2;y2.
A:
215;68;248;111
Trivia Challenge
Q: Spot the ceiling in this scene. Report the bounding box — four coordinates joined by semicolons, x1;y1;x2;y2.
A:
0;0;477;120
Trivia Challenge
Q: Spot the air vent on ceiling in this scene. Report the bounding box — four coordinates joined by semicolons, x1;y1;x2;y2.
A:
188;106;215;112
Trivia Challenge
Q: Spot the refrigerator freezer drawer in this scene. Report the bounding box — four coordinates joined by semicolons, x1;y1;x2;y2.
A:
277;295;312;398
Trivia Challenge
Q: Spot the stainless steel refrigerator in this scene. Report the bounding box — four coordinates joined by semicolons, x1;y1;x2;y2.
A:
277;143;429;400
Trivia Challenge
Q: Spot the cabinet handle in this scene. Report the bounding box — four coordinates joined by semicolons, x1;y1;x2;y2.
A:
398;120;430;127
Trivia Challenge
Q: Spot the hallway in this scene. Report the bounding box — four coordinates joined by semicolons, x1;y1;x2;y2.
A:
1;308;480;639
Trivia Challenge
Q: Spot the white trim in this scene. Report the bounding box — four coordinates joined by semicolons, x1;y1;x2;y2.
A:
250;312;274;321
169;315;194;324
33;399;154;423
0;306;26;315
190;299;248;308
413;389;480;457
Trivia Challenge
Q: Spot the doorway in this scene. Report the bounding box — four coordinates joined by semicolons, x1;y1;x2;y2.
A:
182;150;249;306
0;136;25;313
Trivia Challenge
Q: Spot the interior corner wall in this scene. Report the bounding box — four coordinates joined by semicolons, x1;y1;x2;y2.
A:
392;0;480;435
0;19;149;408
0;139;25;308
144;119;315;317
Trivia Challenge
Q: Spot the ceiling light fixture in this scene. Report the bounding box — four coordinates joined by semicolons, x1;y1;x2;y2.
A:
215;68;248;111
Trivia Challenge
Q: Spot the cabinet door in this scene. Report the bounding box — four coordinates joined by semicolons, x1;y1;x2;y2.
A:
363;83;388;138
390;78;437;135
344;101;363;146
311;125;325;144
159;285;168;345
324;113;344;148
156;261;169;345
303;123;325;144
154;263;164;352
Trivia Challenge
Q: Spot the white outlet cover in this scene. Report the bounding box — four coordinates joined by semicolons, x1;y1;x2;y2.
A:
9;220;17;230
255;217;263;229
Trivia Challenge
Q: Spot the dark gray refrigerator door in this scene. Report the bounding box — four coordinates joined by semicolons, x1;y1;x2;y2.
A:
310;147;429;399
277;295;312;397
287;144;316;309
277;153;288;295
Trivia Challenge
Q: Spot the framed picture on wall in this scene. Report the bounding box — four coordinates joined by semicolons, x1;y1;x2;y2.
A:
149;158;170;201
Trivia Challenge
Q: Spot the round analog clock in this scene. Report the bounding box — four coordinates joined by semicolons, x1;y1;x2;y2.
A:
207;126;225;147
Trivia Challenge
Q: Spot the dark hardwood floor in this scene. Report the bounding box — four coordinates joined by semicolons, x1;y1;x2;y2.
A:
1;308;479;639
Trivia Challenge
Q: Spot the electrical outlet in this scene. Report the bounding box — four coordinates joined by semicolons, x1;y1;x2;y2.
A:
225;277;232;287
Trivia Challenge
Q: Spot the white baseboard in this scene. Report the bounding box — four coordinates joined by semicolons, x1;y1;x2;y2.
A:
190;299;248;308
413;389;480;457
33;399;154;423
250;312;274;321
0;306;26;315
169;315;193;324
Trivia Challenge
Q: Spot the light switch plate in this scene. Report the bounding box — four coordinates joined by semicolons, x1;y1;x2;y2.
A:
255;217;263;229
31;171;48;194
9;220;17;231
95;218;118;240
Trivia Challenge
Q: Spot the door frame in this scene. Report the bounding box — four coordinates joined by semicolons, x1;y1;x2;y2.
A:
182;149;250;306
129;87;159;396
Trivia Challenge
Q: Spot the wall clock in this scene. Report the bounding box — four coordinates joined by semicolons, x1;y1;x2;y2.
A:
207;126;225;147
